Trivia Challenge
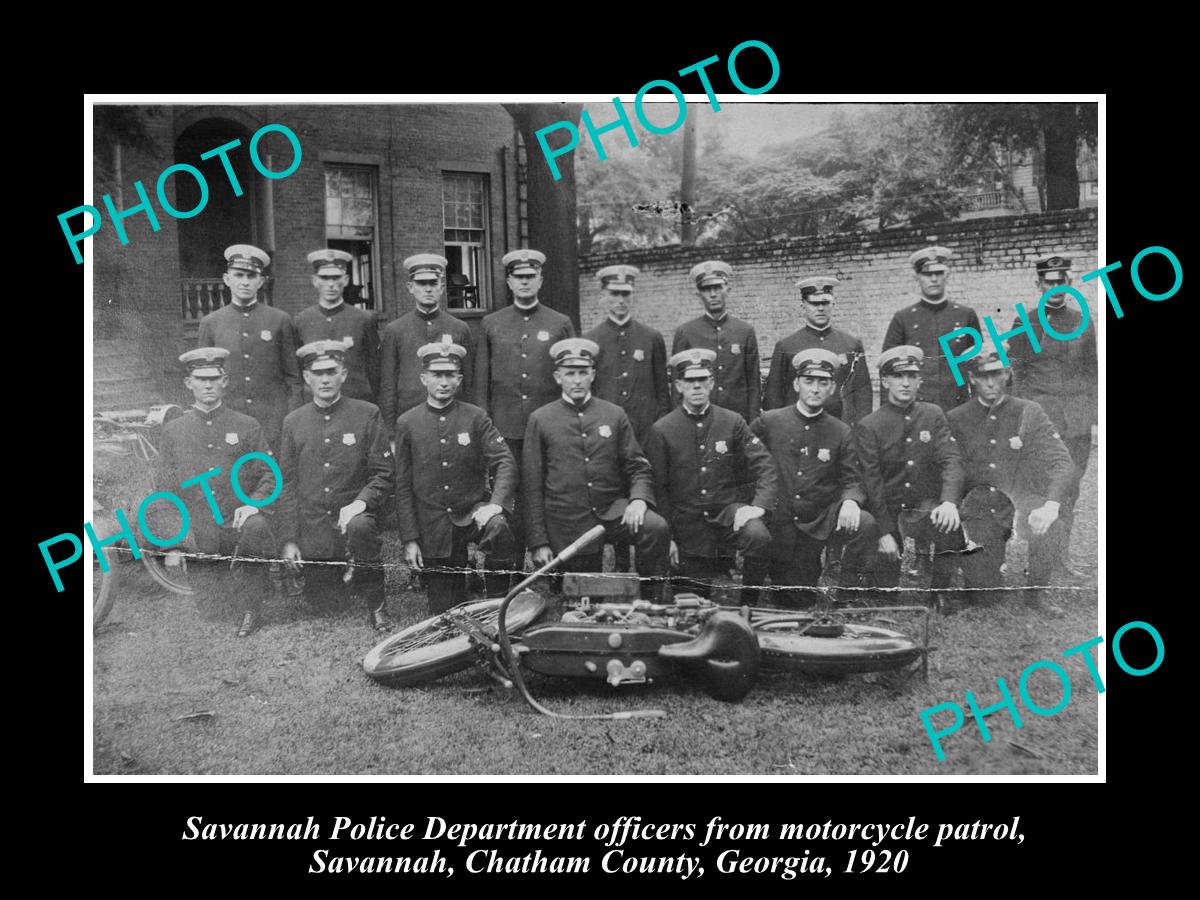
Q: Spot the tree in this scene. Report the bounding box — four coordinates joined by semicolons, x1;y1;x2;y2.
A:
937;103;1098;210
504;104;584;327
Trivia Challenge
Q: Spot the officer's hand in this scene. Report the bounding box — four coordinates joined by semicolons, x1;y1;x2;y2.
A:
623;499;648;533
930;501;961;533
403;541;424;569
532;545;554;567
878;534;901;562
1028;501;1060;537
472;504;503;529
669;540;680;567
338;499;368;534
231;505;259;530
733;505;765;532
837;500;861;533
282;542;304;571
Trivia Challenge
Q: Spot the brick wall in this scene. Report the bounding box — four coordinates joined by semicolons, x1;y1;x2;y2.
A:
577;210;1099;396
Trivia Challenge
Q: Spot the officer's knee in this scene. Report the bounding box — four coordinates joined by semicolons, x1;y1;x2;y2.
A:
739;518;772;555
856;510;880;542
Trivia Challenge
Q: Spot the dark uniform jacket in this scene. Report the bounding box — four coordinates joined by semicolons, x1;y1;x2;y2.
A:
379;307;474;430
751;406;865;540
671;313;761;422
947;395;1075;510
157;404;277;553
475;302;575;440
763;325;872;424
584;316;670;446
1007;301;1097;439
646;404;777;555
882;299;982;411
293;301;381;403
197;300;302;447
853;400;964;535
276;395;393;558
393;399;517;558
522;395;655;552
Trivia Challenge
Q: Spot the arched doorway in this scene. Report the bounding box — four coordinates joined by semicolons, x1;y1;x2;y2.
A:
174;118;263;319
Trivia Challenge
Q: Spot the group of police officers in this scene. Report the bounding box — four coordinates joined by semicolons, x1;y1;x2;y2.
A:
160;240;1096;637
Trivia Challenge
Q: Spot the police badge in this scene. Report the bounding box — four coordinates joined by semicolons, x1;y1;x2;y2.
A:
919;431;931;443
817;448;831;462
715;440;728;453
343;433;356;446
731;343;741;355
458;432;471;446
537;331;550;341
343;336;355;348
225;433;239;445
633;349;644;361
598;425;613;438
1009;436;1023;450
260;330;272;341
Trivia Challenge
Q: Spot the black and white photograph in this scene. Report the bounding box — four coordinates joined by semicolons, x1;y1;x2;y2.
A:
83;95;1103;777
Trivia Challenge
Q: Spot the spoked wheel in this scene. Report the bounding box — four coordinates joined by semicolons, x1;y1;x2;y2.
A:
140;549;196;596
363;591;546;687
92;547;120;628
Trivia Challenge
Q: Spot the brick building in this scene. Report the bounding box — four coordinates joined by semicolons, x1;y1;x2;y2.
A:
92;103;530;408
577;209;1099;406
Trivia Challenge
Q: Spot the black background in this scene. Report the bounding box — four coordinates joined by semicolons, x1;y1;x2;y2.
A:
39;35;1179;892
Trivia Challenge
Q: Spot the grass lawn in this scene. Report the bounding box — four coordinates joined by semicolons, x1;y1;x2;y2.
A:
91;454;1098;776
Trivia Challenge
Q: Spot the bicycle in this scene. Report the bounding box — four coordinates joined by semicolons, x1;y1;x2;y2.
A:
363;525;930;719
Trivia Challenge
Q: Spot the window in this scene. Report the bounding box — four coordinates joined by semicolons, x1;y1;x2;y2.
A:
442;172;490;310
325;165;379;309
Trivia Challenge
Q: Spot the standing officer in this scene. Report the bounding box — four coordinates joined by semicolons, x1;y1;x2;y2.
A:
277;340;394;630
197;244;302;451
882;247;982;412
763;276;872;425
294;248;380;403
584;265;669;447
394;341;518;613
379;253;474;431
1006;254;1096;580
947;350;1076;613
584;264;670;573
523;338;669;599
854;346;965;603
645;349;776;600
672;260;761;423
751;349;878;608
158;348;279;637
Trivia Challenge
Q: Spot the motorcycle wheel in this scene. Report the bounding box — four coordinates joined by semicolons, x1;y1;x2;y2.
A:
92;549;120;628
363;591;545;687
141;550;196;596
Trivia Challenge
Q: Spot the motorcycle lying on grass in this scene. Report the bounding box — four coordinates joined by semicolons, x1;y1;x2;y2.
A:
363;526;930;719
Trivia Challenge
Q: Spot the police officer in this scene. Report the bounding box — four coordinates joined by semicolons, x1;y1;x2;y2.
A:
645;349;776;600
294;248;380;403
523;338;669;599
584;264;670;572
751;349;879;608
672;260;761;423
1006;254;1096;581
583;265;670;446
277;340;394;630
882;247;982;412
947;350;1076;613
763;276;872;425
197;245;303;451
158;348;279;637
854;346;965;604
379;253;474;431
394;341;518;613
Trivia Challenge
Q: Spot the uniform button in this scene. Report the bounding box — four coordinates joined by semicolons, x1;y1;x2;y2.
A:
521;353;527;359
989;486;996;492
795;493;801;499
700;466;707;472
205;421;212;426
620;350;627;356
444;485;450;490
522;373;528;378
246;399;253;404
440;438;446;443
243;354;250;359
696;422;703;428
326;318;332;323
717;387;724;391
324;462;330;468
989;415;997;421
718;365;724;371
989;439;996;444
989;463;997;468
442;461;448;467
324;487;331;492
584;457;589;462
327;510;333;516
521;334;527;339
242;332;248;337
523;317;529;322
522;395;528;401
906;460;914;466
904;416;911;421
804;425;810;431
446;507;452;513
324;437;331;443
621;392;628;397
207;444;213;449
700;489;707;495
245;376;251;381
906;437;912;443
324;415;331;421
621;371;627;377
582;432;587;437
797;471;802;477
439;416;445;422
587;482;593;487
